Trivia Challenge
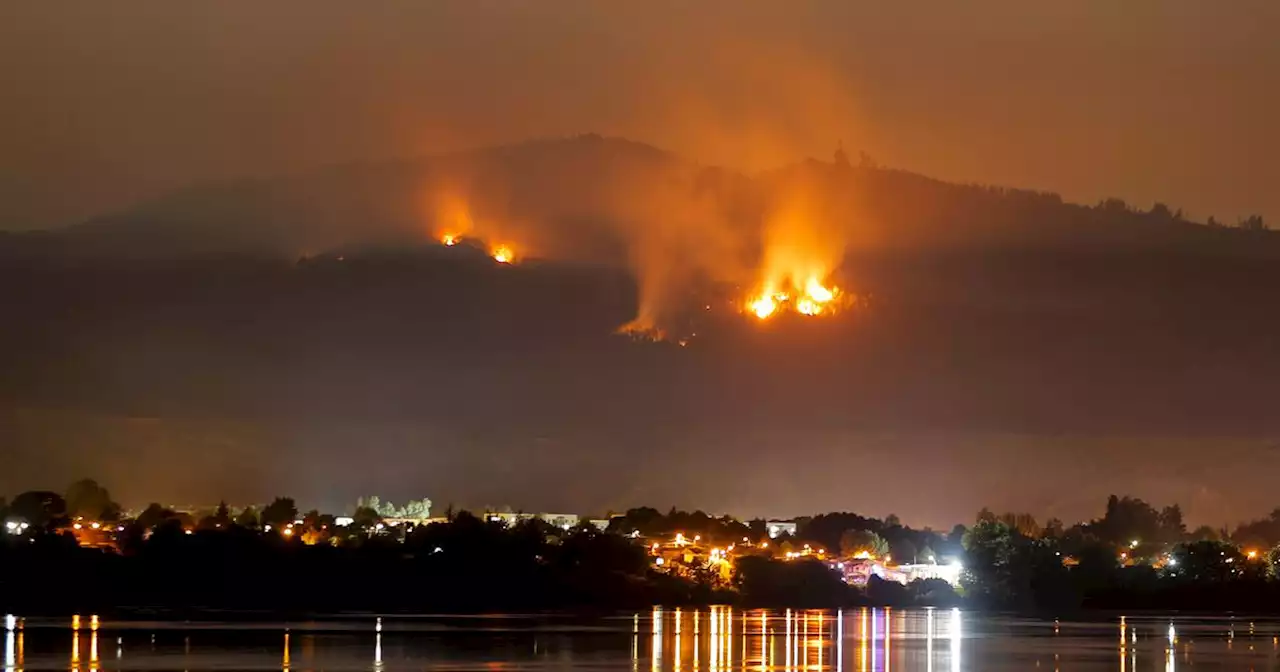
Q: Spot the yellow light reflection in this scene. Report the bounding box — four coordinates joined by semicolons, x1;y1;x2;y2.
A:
724;607;733;671
949;610;961;672
71;631;80;670
693;610;700;672
1120;616;1127;672
871;610;878;672
374;633;383;671
282;632;290;671
859;609;867;672
89;630;98;671
632;614;639;672
836;610;844;672
884;609;890;672
817;613;824;672
674;609;682;672
784;609;792;672
4;631;13;672
926;609;935;672
652;607;663;672
752;611;762;670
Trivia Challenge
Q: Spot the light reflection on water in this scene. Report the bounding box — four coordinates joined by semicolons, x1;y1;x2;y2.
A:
3;610;1280;671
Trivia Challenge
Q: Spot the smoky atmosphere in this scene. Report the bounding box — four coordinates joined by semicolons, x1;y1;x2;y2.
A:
3;1;1280;532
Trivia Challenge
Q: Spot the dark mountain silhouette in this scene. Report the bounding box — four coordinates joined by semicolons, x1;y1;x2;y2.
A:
3;135;1280;519
4;134;1273;262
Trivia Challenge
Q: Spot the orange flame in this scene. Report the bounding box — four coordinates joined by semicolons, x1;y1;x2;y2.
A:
441;233;460;246
491;244;515;264
749;293;780;319
746;277;839;320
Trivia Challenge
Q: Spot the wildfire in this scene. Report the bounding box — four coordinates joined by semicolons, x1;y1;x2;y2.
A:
746;277;840;320
441;233;460;247
491;244;515;264
749;293;780;320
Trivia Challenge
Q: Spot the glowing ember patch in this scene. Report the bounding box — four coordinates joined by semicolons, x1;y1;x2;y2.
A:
441;233;460;246
804;278;835;303
749;294;779;319
491;245;515;264
796;298;821;315
745;279;841;319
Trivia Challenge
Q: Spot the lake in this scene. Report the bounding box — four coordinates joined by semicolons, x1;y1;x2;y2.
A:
4;609;1277;671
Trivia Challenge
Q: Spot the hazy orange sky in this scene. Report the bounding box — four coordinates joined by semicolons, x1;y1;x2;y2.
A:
2;0;1276;230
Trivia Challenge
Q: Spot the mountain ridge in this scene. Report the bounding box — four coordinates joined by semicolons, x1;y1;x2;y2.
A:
2;133;1274;264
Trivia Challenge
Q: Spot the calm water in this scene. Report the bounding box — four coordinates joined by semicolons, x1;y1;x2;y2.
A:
4;609;1279;671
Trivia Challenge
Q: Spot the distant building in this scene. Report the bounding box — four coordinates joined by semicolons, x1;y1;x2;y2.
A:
766;520;797;538
835;559;962;587
485;512;580;530
894;563;963;586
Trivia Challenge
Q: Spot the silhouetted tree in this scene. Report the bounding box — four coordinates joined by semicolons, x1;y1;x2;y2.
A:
9;491;68;528
1157;504;1186;543
1190;525;1221;542
890;537;918;564
998;512;1041;538
135;503;173;530
215;501;231;525
1239;214;1268;231
352;505;381;529
1088;495;1163;546
234;506;259;528
199;501;233;529
1167;540;1244;583
1148;202;1172;219
1232;507;1280;548
65;479;120;521
260;497;298;528
840;529;888;558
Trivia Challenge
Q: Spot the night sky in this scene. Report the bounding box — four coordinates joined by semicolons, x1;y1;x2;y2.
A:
3;1;1279;528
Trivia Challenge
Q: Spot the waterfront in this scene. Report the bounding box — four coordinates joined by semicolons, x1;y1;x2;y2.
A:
4;609;1278;671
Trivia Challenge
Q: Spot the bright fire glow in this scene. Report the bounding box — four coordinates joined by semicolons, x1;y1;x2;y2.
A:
441;233;460;247
491;244;515;264
750;293;780;319
746;277;840;320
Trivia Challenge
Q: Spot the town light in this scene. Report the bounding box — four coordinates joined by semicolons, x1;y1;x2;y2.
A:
1130;539;1139;548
